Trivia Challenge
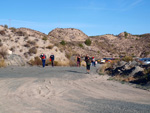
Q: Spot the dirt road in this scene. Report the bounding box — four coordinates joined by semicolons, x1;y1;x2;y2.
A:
0;65;150;113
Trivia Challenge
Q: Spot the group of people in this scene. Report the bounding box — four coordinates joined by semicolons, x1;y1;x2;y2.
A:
76;54;97;74
40;53;55;67
40;53;96;74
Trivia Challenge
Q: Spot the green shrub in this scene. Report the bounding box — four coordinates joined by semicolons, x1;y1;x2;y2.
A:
78;43;84;48
124;31;128;38
85;39;91;46
4;25;8;29
60;40;66;45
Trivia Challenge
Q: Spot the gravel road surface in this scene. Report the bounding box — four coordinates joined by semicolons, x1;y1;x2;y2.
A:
0;65;150;113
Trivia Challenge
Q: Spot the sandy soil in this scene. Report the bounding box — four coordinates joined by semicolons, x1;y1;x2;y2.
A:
0;65;150;113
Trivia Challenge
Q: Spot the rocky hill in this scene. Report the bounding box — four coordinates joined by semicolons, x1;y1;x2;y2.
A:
48;28;88;42
0;25;150;66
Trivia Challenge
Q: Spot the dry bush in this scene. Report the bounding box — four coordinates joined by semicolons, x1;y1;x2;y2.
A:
9;27;16;32
15;31;26;36
0;47;8;59
0;59;6;67
46;45;53;49
99;63;112;75
29;47;37;54
65;52;71;59
27;40;36;45
42;36;48;41
0;30;5;35
29;56;42;66
24;43;30;48
121;56;133;62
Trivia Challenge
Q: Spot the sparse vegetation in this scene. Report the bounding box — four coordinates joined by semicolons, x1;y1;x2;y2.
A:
29;56;42;66
9;27;16;32
29;47;37;54
0;59;6;67
42;36;48;41
122;56;133;62
16;30;26;36
85;38;91;46
0;47;8;59
4;25;8;29
60;40;66;45
27;40;36;45
78;43;84;48
124;31;128;38
46;45;53;49
0;30;5;35
65;52;71;59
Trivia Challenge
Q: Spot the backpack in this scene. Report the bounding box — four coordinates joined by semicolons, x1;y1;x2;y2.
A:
41;54;45;59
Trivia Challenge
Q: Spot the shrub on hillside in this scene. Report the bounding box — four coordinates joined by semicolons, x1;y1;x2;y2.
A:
42;36;48;41
124;31;128;38
29;56;42;66
29;47;37;54
0;47;8;59
0;30;5;35
16;31;26;36
60;40;66;45
27;40;36;45
9;27;16;32
78;43;84;48
122;56;133;62
65;52;71;59
0;59;6;68
85;39;91;46
46;45;53;49
4;25;8;29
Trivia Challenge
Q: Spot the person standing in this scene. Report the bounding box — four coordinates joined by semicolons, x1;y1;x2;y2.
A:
86;56;91;74
85;55;91;74
40;53;46;67
77;55;81;67
50;54;55;67
92;56;96;67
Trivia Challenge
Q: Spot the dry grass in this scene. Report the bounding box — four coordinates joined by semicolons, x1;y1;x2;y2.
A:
0;59;6;67
0;47;8;59
29;57;42;66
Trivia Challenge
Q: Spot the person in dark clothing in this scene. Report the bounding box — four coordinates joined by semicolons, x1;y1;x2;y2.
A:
50;54;55;67
86;56;91;74
85;54;88;63
77;55;81;67
85;55;91;74
40;53;46;67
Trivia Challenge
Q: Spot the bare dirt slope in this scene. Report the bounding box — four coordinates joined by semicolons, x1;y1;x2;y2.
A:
0;65;150;113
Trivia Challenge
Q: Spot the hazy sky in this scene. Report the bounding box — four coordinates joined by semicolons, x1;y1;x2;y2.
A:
0;0;150;36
